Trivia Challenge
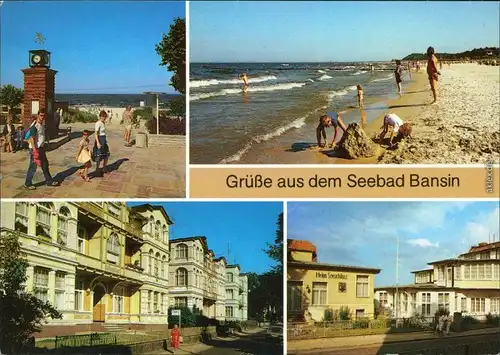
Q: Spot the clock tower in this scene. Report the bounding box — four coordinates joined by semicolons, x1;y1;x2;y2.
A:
21;49;58;139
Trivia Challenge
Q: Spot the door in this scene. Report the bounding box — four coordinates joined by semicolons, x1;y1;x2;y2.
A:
93;285;106;322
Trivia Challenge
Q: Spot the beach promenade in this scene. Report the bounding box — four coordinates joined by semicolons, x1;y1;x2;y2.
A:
0;121;185;198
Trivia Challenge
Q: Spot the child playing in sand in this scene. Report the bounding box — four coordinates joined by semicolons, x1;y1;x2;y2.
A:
316;112;347;149
75;130;92;182
357;85;364;108
377;113;410;148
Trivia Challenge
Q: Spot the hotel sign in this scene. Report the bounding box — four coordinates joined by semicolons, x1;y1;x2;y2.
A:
316;272;348;280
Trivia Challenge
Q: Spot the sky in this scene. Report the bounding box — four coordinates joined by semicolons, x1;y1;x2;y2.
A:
127;202;283;274
0;1;185;94
287;201;500;287
190;1;500;63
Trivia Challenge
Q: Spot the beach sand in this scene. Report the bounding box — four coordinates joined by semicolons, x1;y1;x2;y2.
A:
238;63;499;164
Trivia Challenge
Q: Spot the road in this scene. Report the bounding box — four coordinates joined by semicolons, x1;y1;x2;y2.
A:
288;332;500;355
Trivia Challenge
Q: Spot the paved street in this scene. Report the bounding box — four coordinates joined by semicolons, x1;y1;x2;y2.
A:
0;122;185;198
289;332;500;355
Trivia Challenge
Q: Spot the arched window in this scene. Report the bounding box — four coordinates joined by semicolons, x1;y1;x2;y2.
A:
155;221;160;240
15;202;29;233
176;244;188;259
57;206;71;245
162;255;166;278
149;216;154;235
154;252;160;276
162;225;168;243
148;249;153;274
36;202;54;239
176;268;188;286
106;234;120;263
227;273;234;283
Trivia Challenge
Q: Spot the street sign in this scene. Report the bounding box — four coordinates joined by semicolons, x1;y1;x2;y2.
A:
171;309;181;316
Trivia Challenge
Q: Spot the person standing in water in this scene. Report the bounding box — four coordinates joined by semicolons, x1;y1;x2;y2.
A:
426;46;441;104
239;72;249;93
394;60;404;96
356;85;364;108
407;62;412;79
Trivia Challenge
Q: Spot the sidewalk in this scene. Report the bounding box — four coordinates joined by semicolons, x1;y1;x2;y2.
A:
287;327;500;352
0;123;185;198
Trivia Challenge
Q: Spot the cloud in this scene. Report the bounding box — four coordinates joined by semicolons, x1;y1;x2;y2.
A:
407;238;440;248
462;207;500;246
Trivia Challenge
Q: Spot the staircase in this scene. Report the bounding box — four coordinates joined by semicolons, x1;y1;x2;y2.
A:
102;323;126;333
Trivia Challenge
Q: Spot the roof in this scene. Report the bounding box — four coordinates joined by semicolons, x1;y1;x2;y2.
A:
130;204;173;225
170;236;209;252
288;239;317;253
427;258;458;265
214;256;227;265
375;283;445;291
462;241;500;255
288;261;381;274
411;268;434;274
226;264;241;270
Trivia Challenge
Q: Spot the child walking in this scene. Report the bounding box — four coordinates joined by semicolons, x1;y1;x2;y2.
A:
357;85;364;108
16;126;24;151
75;130;92;181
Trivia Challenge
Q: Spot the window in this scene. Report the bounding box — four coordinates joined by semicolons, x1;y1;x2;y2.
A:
464;265;471;279
54;272;66;310
174;297;187;307
162;255;167;278
34;267;49;302
77;226;88;254
480;252;490;260
225;306;233;318
227;273;234;283
438;293;450;312
355;309;365;319
403;293;408;312
338;282;347;293
421;293;431;316
312;282;327;305
356;275;369;298
494;264;500;281
36;203;53;239
148;250;153;274
478;264;485;279
108;203;121;219
114;287;125;313
154;252;160;276
461;297;467;312
288;283;302;311
438;267;445;281
162;293;167;313
75;280;84;311
175;268;188;286
15;202;29;233
154;292;159;312
379;292;388;308
148;291;152;313
455;266;461;280
411;293;417;312
149;216;155;235
491;298;500;314
470;264;477;279
485;264;492;279
471;298;485;313
57;207;70;246
176;244;188;259
106;234;120;263
226;289;234;300
155;221;160;240
162;225;168;243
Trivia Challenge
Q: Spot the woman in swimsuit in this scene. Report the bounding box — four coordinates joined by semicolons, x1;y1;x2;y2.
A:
427;46;441;104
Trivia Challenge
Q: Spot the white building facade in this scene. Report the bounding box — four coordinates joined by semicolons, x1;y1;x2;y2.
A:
225;265;249;321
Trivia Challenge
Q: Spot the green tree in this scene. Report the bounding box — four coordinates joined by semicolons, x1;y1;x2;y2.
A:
0;232;62;354
0;85;24;113
168;95;185;118
264;213;283;274
155;18;186;95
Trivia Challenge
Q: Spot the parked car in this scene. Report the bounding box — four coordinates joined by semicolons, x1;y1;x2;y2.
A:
266;325;283;342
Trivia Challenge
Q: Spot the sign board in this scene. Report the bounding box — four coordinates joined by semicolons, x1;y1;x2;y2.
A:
140;101;145;107
315;272;348;280
171;309;181;316
31;100;40;115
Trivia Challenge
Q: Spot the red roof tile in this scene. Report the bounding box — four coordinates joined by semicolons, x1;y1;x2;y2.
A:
288;239;317;253
467;241;500;254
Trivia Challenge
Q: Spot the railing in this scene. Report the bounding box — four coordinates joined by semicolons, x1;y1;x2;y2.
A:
54;332;164;348
398;340;500;355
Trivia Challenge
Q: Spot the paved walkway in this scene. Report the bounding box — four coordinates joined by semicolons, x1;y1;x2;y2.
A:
0;123;185;198
288;327;500;352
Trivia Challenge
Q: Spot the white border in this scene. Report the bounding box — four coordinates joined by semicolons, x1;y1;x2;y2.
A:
185;0;191;199
191;164;500;169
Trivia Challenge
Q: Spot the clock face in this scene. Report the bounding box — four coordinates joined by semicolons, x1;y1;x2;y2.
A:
33;55;42;64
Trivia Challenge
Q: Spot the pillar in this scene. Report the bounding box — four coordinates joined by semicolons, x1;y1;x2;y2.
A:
28;202;37;236
26;266;35;292
48;270;56;305
50;211;58;243
67;217;78;250
66;273;76;312
21;67;58;139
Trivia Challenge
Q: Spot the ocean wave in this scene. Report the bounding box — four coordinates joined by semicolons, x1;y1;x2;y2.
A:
190;75;277;88
190;82;307;101
220;107;326;164
317;70;327;74
352;70;368;76
308;79;315;82
373;74;394;82
319;75;332;81
327;85;357;100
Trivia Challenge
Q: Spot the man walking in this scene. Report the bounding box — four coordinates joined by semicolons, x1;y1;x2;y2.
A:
24;109;60;189
122;105;134;147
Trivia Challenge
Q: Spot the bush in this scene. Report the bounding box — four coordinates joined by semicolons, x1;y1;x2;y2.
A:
133;107;153;122
352;318;370;329
486;313;500;325
63;108;97;123
324;308;334;322
146;115;185;135
335;306;352;321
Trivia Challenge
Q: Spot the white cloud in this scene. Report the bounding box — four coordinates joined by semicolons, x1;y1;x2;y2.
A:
407;238;439;248
462;207;500;246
